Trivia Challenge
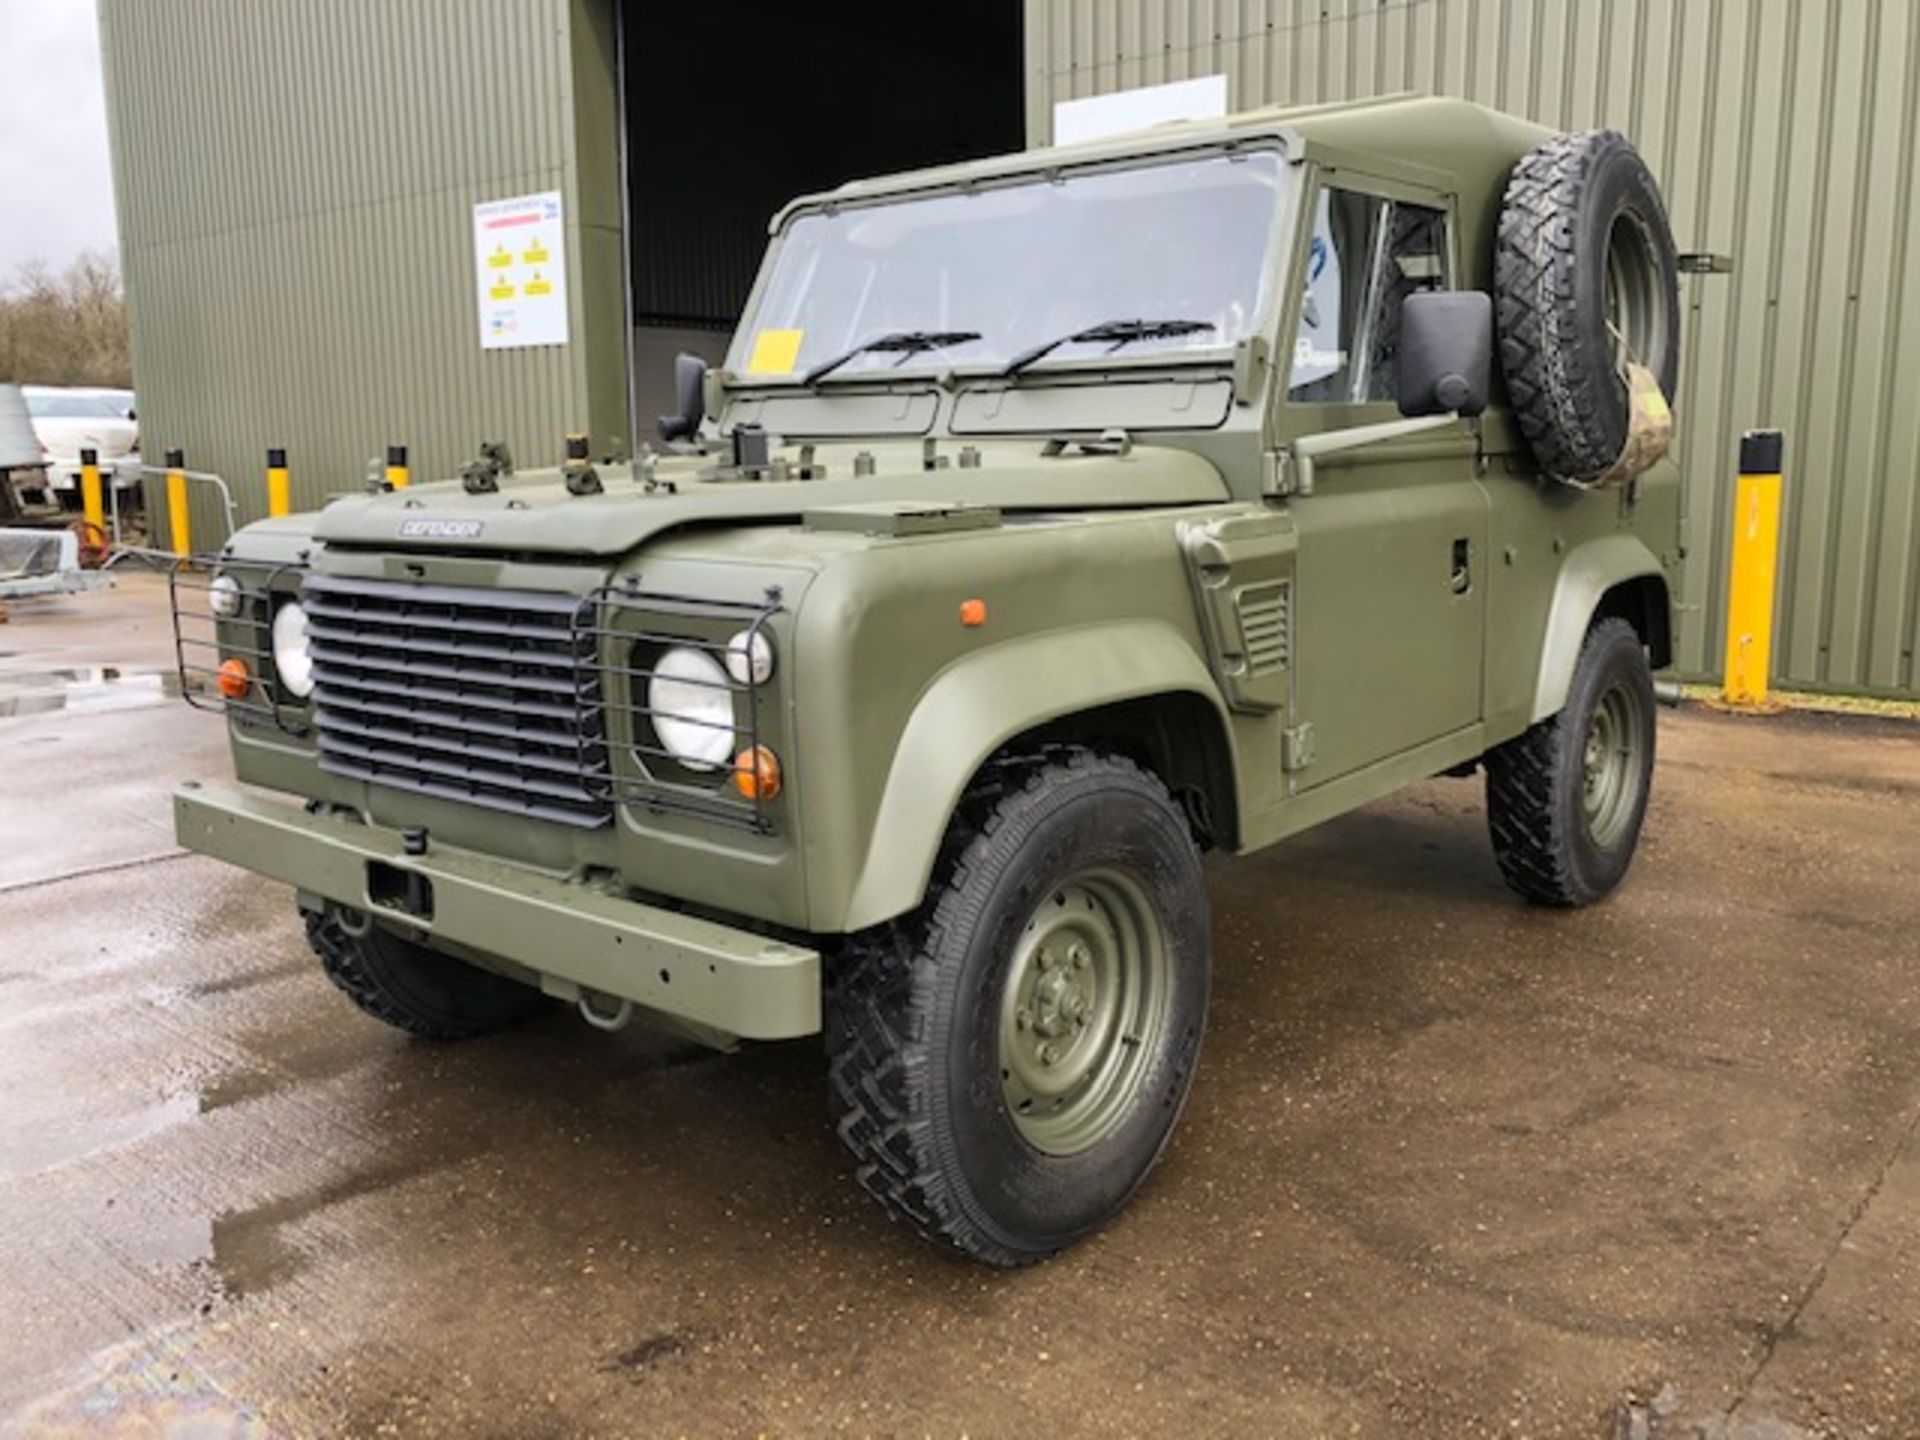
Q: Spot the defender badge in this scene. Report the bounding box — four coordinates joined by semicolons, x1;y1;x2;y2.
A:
397;518;485;540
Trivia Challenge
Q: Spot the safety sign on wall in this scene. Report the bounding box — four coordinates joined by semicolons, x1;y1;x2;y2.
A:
472;191;569;350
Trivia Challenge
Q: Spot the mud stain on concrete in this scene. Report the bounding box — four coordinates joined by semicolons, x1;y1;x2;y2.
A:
601;1329;694;1377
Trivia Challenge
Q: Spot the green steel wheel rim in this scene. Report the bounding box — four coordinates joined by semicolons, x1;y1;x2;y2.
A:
998;870;1173;1157
1606;208;1670;380
1582;676;1646;850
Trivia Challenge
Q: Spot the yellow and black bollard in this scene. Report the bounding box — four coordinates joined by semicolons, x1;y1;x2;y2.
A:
79;446;105;539
1721;429;1784;710
165;447;191;558
267;447;291;518
385;444;410;490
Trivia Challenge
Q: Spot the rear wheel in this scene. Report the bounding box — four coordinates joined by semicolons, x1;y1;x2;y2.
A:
828;750;1210;1266
1485;618;1657;906
305;908;546;1040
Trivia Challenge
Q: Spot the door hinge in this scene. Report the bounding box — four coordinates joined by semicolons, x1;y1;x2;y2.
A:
1262;450;1298;498
1282;722;1316;772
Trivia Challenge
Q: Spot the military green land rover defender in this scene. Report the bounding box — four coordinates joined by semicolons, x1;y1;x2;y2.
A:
174;97;1685;1265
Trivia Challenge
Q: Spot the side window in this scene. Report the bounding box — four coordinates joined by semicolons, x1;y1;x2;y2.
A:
1288;188;1450;403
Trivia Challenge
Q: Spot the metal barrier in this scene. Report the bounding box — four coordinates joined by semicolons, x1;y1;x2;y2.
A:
104;458;241;570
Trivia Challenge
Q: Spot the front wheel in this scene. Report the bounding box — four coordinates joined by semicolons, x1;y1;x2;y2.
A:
828;750;1211;1266
1485;617;1657;906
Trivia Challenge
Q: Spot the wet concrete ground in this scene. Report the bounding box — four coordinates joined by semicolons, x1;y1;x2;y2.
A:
2;573;1917;1438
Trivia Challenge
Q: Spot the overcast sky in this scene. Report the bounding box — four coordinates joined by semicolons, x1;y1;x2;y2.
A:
0;0;118;278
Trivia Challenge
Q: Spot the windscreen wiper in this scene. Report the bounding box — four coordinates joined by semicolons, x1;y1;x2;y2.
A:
800;329;983;386
1000;318;1215;378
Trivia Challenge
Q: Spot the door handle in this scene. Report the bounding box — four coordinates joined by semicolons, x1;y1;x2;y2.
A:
1450;537;1472;595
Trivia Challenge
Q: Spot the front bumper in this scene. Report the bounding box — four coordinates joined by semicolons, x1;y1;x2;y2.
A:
173;781;820;1040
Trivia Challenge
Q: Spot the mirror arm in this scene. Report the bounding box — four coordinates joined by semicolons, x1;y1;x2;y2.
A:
1284;413;1461;497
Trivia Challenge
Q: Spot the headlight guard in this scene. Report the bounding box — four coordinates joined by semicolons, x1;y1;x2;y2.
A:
572;583;784;835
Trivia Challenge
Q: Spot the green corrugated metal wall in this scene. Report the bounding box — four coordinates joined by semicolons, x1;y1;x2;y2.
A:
1025;0;1920;698
99;0;627;548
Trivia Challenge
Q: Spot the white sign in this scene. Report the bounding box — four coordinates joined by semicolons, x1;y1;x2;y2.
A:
473;191;569;350
1052;75;1229;146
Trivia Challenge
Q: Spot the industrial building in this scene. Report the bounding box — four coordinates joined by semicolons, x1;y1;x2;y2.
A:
100;0;1920;697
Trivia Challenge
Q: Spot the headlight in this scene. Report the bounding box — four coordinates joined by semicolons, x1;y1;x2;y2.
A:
208;574;242;618
647;646;735;770
272;600;315;699
724;627;775;686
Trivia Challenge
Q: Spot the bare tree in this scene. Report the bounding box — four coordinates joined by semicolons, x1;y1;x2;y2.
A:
0;252;133;388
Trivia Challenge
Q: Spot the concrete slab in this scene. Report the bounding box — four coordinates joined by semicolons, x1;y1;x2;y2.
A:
0;572;227;889
2;577;1917;1437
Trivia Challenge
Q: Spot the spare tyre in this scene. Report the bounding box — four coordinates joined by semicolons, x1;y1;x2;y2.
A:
1495;130;1680;482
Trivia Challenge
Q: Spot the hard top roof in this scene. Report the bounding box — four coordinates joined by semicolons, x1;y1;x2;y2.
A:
796;94;1554;218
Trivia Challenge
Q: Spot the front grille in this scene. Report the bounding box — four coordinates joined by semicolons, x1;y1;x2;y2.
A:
304;575;610;828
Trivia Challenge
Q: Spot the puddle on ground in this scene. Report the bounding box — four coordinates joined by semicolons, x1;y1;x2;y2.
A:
205;1210;303;1300
121;1207;303;1301
0;665;181;718
196;1064;284;1112
0;1093;199;1180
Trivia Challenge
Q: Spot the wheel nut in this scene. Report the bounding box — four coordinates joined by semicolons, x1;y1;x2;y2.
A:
1038;949;1057;971
1039;1044;1056;1066
1016;1008;1032;1030
1072;947;1089;970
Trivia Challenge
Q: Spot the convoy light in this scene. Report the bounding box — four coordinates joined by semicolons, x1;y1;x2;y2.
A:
216;657;251;698
732;745;782;801
724;628;775;686
647;646;735;770
208;574;243;618
271;600;315;699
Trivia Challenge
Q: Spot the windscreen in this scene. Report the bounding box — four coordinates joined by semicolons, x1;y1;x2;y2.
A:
728;150;1292;381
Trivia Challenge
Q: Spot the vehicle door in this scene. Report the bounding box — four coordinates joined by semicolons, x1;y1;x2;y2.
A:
1279;175;1489;787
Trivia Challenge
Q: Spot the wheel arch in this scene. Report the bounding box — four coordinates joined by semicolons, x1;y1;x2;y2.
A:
838;621;1236;932
1529;533;1671;723
1593;572;1673;671
1011;690;1240;850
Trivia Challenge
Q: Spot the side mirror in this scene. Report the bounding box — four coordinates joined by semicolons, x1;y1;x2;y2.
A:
657;352;708;442
1397;291;1493;418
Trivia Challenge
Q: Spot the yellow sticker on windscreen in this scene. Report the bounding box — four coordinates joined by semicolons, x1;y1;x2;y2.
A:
748;328;805;375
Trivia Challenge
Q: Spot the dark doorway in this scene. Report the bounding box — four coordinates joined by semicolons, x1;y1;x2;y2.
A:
618;0;1025;429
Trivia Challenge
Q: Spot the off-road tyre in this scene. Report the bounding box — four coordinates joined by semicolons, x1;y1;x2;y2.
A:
1485;618;1657;906
828;750;1211;1266
1496;130;1680;481
305;909;545;1040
